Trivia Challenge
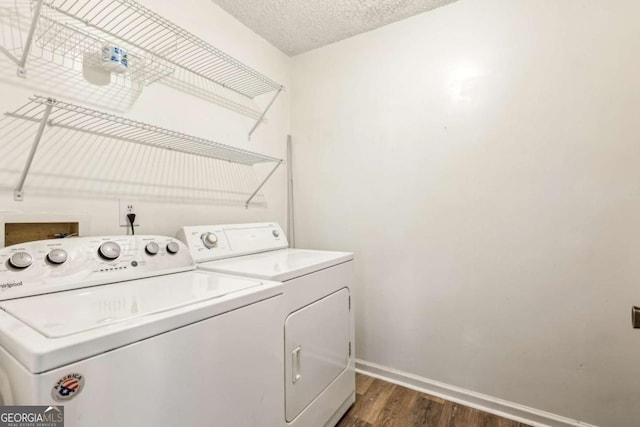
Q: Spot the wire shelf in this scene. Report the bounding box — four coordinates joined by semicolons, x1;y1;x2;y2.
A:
4;0;283;133
35;6;174;85
6;95;283;205
38;0;285;99
8;95;282;165
0;109;270;206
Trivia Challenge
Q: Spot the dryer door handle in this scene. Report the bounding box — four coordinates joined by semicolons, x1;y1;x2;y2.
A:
292;346;302;383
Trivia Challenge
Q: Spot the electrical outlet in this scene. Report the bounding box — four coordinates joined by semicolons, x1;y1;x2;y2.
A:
119;200;139;227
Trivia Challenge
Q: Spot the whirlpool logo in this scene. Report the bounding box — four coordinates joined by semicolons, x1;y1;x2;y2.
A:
0;281;22;290
0;405;64;426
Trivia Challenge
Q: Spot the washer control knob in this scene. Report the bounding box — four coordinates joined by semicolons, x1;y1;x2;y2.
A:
9;252;32;269
145;242;160;256
272;230;280;238
47;249;68;265
98;242;121;260
201;232;218;249
166;242;180;254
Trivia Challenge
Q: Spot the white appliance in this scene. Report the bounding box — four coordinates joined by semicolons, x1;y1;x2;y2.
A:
177;222;355;427
0;235;284;427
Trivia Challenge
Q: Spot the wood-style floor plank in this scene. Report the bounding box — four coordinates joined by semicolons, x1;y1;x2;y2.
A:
353;378;398;424
476;411;523;427
336;412;374;427
356;372;375;395
437;401;454;427
337;374;531;427
373;383;418;426
448;404;481;427
419;392;446;405
409;395;444;426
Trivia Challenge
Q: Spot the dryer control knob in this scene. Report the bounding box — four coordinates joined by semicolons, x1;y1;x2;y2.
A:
272;230;280;237
166;242;180;254
201;232;218;249
98;242;121;260
9;252;32;269
47;249;68;265
145;242;160;256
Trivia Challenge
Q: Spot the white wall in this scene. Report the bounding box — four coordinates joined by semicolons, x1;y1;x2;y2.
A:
291;1;640;426
0;0;290;237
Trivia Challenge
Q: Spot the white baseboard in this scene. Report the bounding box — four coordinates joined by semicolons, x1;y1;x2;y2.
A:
355;359;598;427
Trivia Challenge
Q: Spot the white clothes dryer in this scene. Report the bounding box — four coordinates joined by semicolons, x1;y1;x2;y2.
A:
0;235;284;427
177;222;355;427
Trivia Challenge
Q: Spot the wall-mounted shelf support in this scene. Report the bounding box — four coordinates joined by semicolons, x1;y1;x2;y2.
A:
9;95;283;206
17;0;44;78
14;98;53;201
246;160;284;209
249;87;283;141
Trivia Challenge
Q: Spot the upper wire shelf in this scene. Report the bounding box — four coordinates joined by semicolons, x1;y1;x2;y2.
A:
36;5;174;86
3;0;284;131
37;0;285;99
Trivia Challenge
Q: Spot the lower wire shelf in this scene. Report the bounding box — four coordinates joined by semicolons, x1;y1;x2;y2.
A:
5;95;283;207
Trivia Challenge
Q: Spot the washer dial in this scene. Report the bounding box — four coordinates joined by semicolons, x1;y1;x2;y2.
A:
201;232;218;249
47;249;68;265
145;242;160;256
98;242;121;260
9;252;32;269
166;242;180;254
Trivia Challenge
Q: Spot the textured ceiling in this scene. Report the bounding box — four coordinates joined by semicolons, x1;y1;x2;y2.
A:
212;0;460;56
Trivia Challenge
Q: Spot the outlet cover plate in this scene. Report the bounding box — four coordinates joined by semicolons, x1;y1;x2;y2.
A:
118;200;139;227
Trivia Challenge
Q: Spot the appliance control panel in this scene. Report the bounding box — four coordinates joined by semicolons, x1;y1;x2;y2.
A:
177;222;288;263
0;236;195;300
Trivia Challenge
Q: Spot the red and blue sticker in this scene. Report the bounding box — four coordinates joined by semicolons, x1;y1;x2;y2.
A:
51;373;85;402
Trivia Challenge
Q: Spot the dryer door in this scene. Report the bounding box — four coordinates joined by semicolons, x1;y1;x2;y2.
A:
284;288;350;422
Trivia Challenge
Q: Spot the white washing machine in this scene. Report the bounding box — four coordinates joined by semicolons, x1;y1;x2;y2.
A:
0;235;284;427
177;222;355;427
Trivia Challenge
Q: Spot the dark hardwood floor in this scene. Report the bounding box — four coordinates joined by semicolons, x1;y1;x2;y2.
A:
336;374;531;427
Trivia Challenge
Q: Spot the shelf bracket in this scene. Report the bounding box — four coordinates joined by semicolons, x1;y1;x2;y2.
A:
14;101;53;201
17;0;44;78
245;160;283;209
248;88;282;141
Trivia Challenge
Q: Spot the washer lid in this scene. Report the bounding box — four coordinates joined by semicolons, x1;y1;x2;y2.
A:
0;271;261;338
0;270;282;373
197;248;353;281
